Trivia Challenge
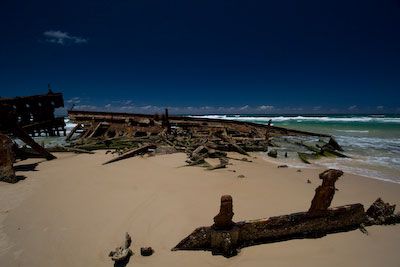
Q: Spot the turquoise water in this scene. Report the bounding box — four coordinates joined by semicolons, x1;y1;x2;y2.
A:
192;115;400;183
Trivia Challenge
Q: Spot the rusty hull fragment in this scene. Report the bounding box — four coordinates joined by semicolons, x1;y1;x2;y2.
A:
172;169;400;257
0;133;17;183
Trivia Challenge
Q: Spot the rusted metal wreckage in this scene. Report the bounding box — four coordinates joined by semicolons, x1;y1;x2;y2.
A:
68;109;331;143
0;88;65;182
66;109;345;167
172;169;400;257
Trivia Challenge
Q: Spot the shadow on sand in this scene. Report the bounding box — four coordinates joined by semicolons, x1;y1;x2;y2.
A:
113;254;132;267
14;162;39;172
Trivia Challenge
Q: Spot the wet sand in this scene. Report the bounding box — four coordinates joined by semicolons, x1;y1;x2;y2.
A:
0;152;399;266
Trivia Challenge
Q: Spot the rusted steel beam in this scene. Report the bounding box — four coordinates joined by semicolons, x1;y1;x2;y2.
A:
11;126;56;160
65;123;82;141
172;169;399;257
172;203;366;255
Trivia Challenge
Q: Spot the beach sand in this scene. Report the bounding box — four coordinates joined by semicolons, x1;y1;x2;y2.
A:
0;151;399;266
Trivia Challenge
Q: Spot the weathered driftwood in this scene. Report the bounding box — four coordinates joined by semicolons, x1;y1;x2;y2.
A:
102;144;157;165
0;133;16;183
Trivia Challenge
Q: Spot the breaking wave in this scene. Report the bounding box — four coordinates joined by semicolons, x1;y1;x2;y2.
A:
190;115;400;124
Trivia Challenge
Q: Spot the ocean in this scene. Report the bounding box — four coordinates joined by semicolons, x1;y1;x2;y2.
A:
191;114;400;184
33;114;400;184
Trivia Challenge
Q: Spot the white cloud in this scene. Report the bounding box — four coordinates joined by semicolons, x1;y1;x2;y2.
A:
239;105;249;110
67;97;81;104
257;105;274;111
105;104;112;108
120;106;134;110
348;105;358;111
140;105;157;110
376;105;384;110
290;107;303;111
43;30;88;45
74;104;97;110
312;106;321;111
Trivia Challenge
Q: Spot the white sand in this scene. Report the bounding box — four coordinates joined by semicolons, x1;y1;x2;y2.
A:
0;152;399;266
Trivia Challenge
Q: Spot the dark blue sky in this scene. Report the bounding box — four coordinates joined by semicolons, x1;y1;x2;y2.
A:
1;0;400;114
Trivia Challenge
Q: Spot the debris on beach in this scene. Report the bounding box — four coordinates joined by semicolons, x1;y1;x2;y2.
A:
1;90;350;182
65;109;347;168
295;137;349;164
109;232;133;263
102;144;157;165
172;169;400;257
267;149;278;158
365;198;400;225
140;247;154;256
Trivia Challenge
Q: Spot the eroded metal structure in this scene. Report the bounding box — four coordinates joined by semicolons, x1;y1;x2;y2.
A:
172;169;400;257
0;88;65;137
67;109;332;153
68;110;330;140
0;89;66;166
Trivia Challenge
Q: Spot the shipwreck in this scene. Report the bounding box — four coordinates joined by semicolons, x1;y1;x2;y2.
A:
172;169;400;257
0;87;65;182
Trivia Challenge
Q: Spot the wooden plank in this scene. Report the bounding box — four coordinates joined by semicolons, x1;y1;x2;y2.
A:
102;144;156;165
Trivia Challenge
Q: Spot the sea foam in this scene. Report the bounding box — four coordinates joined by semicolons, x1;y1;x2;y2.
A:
190;115;400;124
